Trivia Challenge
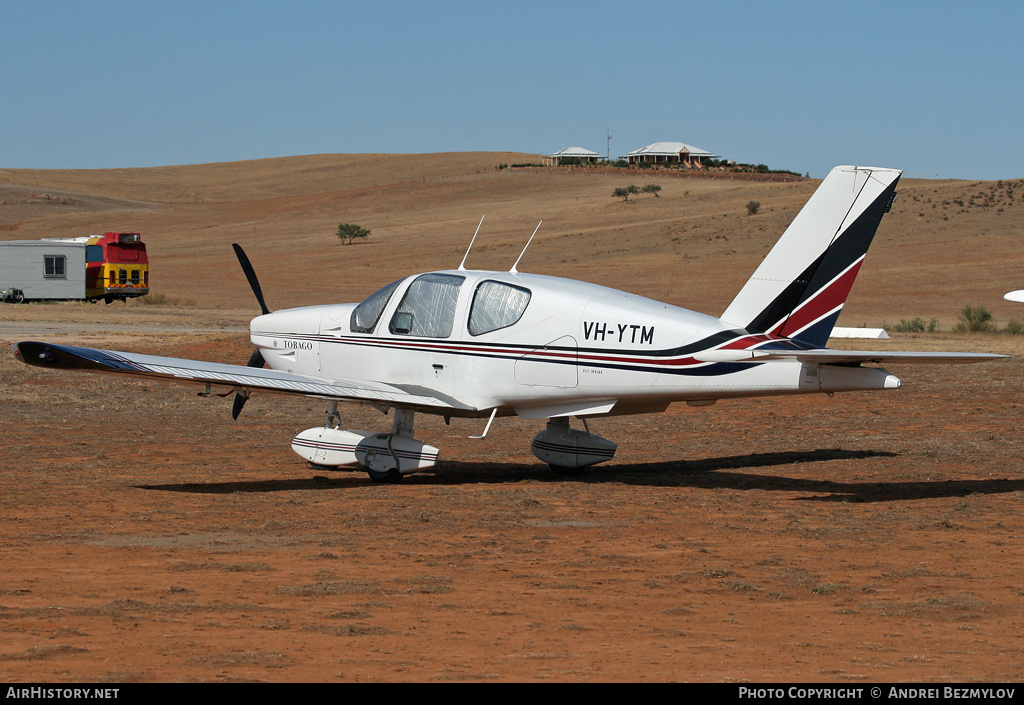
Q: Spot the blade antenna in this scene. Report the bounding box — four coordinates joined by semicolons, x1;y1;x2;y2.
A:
510;221;542;274
458;215;486;271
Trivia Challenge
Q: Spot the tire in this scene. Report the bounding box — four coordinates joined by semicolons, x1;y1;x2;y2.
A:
367;468;403;484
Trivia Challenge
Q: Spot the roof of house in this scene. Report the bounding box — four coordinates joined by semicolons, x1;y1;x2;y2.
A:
550;146;601;157
626;141;717;158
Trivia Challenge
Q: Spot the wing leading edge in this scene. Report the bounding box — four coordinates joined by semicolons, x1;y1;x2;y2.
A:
12;341;473;412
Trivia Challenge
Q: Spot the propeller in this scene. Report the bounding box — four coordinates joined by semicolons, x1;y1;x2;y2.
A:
231;243;269;419
233;243;270;316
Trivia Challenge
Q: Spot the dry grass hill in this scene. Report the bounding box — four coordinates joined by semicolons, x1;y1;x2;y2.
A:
3;153;1022;329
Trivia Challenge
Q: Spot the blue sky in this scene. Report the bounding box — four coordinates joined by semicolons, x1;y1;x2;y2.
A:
2;0;1021;180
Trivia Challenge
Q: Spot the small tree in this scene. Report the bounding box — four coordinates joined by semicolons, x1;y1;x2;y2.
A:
641;184;662;198
613;185;641;202
336;223;370;245
746;200;761;216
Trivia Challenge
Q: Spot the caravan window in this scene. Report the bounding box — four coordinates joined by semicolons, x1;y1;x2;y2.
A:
43;255;67;278
389;273;465;338
468;281;531;335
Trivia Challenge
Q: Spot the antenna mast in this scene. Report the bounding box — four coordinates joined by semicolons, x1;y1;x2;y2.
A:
458;215;486;271
510;221;542;274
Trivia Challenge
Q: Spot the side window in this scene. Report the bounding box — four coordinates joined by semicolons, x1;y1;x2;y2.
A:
468;281;532;335
389;273;465;338
350;279;403;334
44;255;67;278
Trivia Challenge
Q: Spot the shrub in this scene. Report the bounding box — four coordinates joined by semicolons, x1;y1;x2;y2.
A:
892;317;939;333
1004;320;1024;335
746;200;761;215
955;305;995;333
893;317;927;333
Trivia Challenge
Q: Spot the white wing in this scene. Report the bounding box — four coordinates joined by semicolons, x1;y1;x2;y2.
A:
13;341;473;412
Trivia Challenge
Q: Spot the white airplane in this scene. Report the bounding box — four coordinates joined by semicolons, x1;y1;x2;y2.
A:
1005;291;1024;303
12;166;1006;482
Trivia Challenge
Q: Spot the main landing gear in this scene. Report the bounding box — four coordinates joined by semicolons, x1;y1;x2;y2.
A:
290;403;439;483
292;404;619;483
530;416;618;473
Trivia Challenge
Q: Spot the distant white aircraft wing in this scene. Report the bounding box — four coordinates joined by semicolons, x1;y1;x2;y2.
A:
12;341;474;412
694;348;1008;365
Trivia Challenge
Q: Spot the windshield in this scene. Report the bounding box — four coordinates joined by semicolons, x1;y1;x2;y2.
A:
350;279;403;333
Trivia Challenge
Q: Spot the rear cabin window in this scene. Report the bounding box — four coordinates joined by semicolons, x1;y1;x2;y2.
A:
389;273;465;338
350;279;403;334
468;281;532;335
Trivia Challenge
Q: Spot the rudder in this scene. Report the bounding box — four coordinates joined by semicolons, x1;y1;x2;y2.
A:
720;165;901;347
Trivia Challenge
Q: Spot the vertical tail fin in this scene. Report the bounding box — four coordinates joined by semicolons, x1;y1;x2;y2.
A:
720;165;901;347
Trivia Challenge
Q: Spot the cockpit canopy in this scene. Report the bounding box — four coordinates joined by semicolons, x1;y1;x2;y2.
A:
350;273;532;338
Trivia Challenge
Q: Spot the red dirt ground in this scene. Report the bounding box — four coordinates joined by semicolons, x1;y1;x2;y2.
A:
2;329;1023;682
2;156;1023;682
